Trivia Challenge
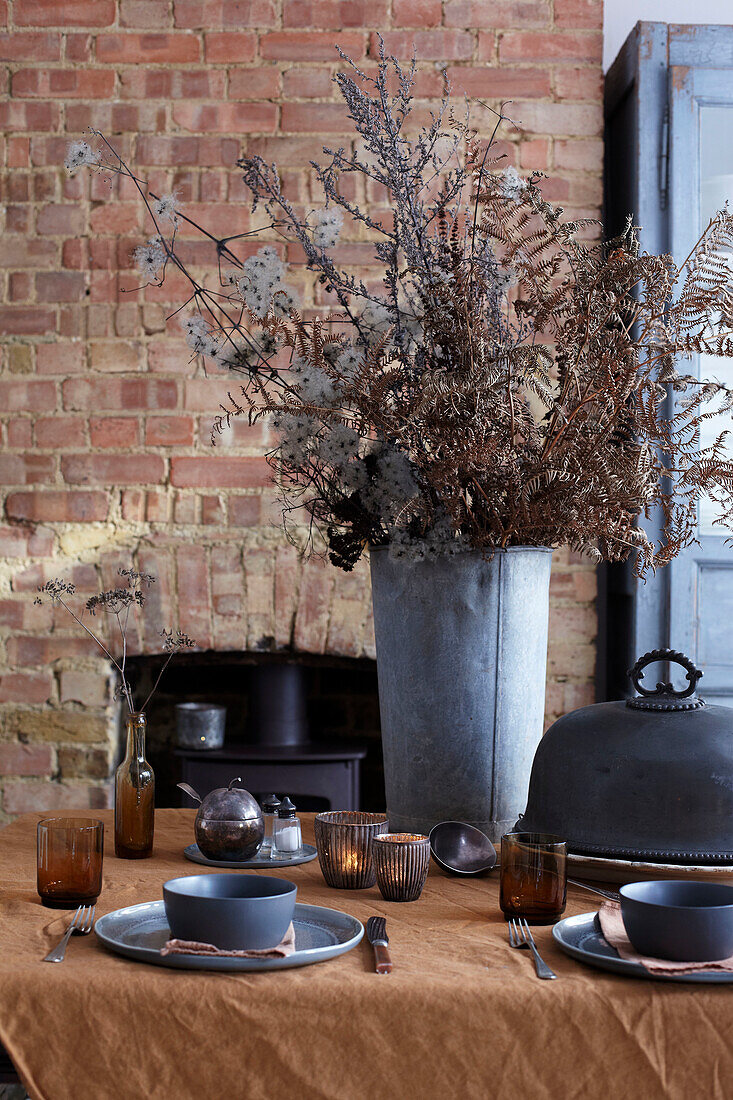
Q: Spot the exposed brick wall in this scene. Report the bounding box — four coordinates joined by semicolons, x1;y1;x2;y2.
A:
0;0;602;821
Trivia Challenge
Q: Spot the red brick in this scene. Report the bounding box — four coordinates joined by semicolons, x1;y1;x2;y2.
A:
34;418;86;448
36;204;85;235
2;780;111;814
36;343;85;375
36;272;86;302
554;137;603;170
5;490;108;522
0;671;53;704
281;67;333;98
135;135;239;166
0;378;56;412
204;31;256;62
97;33;200;63
511;100;602;137
228;67;282;99
0;100;59;130
0;237;56;268
0;742;53;776
89;416;140;447
173;102;277;133
371;31;473;60
520;136;551;169
119;68;227;99
14;0;115;25
63;377;178;411
444;0;549;26
6;419;33;447
283;0;387;25
0;455;55;485
175;0;277;24
392;0;441;25
444;65;551;99
554;0;602;28
89;341;144;372
553;66;603;101
281;102;350;132
0;307;55;334
145;416;195;446
497;30;602;63
120;0;172;27
61;454;167;485
228;495;262;526
177;544;212;648
260;31;365;61
12;68;115;98
171;457;271;488
0;32;61;59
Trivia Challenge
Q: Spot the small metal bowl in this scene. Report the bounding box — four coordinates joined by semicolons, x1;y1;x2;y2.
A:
429;821;497;876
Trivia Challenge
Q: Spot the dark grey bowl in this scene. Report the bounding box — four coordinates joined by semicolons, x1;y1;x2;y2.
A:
620;880;733;962
163;874;297;951
429;821;497;876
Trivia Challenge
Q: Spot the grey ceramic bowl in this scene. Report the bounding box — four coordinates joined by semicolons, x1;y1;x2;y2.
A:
429;821;497;876
163;874;297;951
619;880;733;962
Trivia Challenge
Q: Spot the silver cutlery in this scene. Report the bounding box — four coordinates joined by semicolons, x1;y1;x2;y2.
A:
43;904;96;963
508;917;557;980
366;916;392;974
568;878;620;902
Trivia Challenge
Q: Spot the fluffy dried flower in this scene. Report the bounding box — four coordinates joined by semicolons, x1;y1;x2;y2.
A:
64;140;100;174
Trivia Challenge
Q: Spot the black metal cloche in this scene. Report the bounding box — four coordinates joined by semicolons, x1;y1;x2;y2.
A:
517;650;733;864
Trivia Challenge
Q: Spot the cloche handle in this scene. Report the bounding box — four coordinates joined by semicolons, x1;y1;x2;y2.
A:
628;649;703;699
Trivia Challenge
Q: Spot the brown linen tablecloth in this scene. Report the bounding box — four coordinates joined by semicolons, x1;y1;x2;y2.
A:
0;809;732;1100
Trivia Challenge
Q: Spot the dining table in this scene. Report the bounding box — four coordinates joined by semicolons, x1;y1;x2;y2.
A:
0;808;731;1100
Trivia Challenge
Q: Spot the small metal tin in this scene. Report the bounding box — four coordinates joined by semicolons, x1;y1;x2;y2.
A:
175;703;226;750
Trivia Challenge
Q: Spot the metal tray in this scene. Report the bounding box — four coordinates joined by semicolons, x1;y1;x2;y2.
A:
568;851;733;885
95;900;363;971
184;842;317;869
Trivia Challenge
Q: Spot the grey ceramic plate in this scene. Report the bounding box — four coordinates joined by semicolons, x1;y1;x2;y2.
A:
184;843;318;869
95;900;363;971
553;911;733;983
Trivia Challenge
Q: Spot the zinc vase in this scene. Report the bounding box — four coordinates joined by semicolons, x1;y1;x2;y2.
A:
369;546;553;843
114;711;155;859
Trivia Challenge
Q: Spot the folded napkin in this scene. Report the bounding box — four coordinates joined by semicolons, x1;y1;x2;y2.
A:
598;901;733;975
161;922;296;959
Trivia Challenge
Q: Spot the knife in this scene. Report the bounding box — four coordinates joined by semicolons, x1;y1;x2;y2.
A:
366;916;392;974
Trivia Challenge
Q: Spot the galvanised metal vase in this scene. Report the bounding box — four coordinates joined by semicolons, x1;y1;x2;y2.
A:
369;546;553;843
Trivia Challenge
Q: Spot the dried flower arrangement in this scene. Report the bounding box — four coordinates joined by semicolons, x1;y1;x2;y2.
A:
67;44;733;575
35;569;195;713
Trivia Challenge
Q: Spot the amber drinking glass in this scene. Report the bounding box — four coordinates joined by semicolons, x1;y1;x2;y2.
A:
499;832;567;924
115;711;155;859
37;818;104;909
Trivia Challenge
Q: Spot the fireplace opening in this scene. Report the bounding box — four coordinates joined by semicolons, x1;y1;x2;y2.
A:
125;651;384;812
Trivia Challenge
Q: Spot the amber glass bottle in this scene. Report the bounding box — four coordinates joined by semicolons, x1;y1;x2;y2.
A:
115;712;155;859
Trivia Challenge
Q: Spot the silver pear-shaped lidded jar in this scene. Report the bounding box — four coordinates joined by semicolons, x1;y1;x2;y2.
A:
178;777;264;861
518;649;733;864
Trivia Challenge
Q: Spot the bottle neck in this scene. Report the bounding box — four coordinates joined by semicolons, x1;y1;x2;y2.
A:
125;712;147;762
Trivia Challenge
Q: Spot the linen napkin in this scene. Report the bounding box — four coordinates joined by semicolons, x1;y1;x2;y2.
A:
598;900;733;975
161;922;296;959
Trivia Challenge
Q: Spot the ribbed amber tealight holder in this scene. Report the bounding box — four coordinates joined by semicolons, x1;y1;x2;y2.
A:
373;833;431;902
314;811;389;889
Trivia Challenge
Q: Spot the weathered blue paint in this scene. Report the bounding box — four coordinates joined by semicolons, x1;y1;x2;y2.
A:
604;22;733;701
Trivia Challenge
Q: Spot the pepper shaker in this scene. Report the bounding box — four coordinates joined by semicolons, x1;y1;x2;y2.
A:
260;794;281;859
273;796;302;858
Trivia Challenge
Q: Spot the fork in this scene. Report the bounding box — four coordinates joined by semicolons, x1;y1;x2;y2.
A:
43;904;96;963
508;917;557;980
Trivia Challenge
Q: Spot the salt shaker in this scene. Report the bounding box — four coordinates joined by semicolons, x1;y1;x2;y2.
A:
260;794;281;859
273;796;302;858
